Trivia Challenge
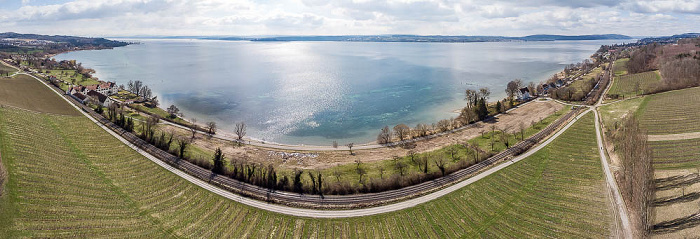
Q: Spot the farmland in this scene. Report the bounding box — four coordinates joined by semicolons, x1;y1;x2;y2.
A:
0;85;614;237
637;86;700;135
0;74;79;116
0;63;16;76
649;138;700;169
607;71;661;98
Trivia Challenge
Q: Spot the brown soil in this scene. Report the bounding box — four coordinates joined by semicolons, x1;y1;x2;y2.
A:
157;100;564;170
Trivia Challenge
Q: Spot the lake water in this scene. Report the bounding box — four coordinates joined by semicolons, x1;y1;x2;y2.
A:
55;39;632;145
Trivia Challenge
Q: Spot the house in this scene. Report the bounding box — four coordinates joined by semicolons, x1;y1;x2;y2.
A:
67;81;119;96
96;81;119;95
67;85;85;95
518;87;531;101
542;84;550;93
70;92;88;104
555;79;564;88
86;90;113;107
549;82;557;89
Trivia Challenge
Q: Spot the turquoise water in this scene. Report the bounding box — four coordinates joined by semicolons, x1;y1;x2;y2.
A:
55;39;631;145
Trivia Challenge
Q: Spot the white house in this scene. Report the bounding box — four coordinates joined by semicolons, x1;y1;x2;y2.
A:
518;87;531;101
86;90;114;107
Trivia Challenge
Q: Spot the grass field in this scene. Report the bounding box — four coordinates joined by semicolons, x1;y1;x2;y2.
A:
613;58;629;76
44;69;99;88
637;87;700;135
0;75;79;116
607;71;661;98
0;95;613;238
599;97;646;130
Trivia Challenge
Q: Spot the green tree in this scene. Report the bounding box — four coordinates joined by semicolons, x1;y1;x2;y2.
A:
212;148;225;174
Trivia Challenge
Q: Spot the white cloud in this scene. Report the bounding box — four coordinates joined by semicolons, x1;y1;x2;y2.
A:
0;0;698;36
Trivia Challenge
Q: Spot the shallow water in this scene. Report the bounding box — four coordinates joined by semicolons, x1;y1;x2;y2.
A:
55;39;632;145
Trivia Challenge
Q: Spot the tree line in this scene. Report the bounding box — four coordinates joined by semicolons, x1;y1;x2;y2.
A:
610;115;654;237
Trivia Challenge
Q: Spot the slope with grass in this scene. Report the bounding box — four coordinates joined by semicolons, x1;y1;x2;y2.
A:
0;74;79;116
0;63;16;76
613;58;629;76
608;71;661;98
637;86;700;135
0;97;614;237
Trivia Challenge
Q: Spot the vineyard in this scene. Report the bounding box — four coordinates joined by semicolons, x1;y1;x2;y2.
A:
607;71;661;98
0;74;79;116
0;103;614;237
649;138;700;170
638;86;700;134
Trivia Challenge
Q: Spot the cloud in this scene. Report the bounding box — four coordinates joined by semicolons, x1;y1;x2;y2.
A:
14;0;173;21
626;0;700;14
0;0;698;36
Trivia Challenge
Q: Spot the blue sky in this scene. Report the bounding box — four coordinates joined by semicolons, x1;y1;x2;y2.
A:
0;0;698;37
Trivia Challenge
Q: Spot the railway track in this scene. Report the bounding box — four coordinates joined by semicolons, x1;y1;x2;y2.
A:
39;73;581;209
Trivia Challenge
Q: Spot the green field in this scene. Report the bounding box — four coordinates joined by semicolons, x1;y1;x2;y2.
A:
0;92;613;239
130;103;191;126
599;97;646;130
612;58;629;76
607;71;661;98
637;87;700;134
44;69;99;88
0;75;80;116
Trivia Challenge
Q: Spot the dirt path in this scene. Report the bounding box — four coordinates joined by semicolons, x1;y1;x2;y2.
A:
648;132;700;141
594;61;633;238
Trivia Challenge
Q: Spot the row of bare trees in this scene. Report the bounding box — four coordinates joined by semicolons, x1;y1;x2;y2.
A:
612;115;654;237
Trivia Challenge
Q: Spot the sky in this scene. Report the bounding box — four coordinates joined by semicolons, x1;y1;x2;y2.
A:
0;0;699;37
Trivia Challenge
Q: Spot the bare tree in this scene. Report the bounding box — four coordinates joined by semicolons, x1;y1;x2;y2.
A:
394;161;407;176
519;122;526;140
434;157;447;176
378;167;385;179
189;118;197;139
355;160;367;184
332;141;338;148
615;115;654;237
333;169;342;182
500;129;511;149
437;119;451;132
446;146;458;161
506;79;523;99
415;123;429;137
464;89;478;108
377;126;392;144
234;122;246;140
166;105;179;118
490;124;496;151
478;87;491;101
393;124;410;141
346;143;354;155
206;121;217;136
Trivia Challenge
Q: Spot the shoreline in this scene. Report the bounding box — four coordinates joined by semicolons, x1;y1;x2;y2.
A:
49;41;593;149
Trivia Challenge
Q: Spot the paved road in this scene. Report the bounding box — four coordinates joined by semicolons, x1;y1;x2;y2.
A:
22;71;593;218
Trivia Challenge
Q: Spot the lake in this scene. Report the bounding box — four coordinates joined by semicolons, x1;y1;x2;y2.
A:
55;39;632;145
